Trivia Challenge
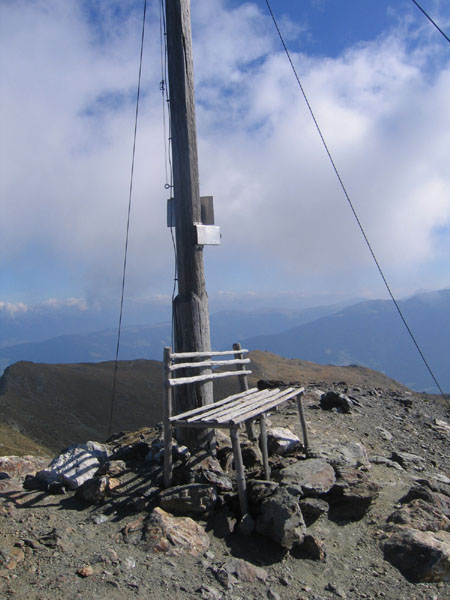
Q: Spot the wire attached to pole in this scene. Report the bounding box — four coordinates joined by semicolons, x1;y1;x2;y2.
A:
411;0;450;44
108;0;148;438
265;0;448;402
160;0;178;351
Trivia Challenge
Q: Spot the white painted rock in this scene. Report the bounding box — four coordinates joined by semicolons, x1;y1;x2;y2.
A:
36;442;109;489
268;427;301;456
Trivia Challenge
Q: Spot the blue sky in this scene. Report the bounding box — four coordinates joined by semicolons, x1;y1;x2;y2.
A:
1;0;449;323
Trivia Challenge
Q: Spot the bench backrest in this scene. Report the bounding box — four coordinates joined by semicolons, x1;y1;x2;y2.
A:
163;343;251;388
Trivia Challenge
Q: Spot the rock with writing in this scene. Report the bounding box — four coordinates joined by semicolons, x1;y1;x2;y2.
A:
36;442;109;490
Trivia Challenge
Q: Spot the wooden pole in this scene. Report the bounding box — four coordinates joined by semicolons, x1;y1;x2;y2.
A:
165;0;214;451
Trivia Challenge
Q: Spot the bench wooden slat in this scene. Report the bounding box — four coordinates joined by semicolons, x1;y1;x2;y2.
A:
170;349;249;359
168;387;258;422
226;387;305;425
192;387;285;423
168;369;252;386
169;358;250;371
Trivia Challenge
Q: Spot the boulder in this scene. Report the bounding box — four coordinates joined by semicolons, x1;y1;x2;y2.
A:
247;479;279;507
77;476;109;503
320;391;353;413
327;467;380;521
386;499;450;532
0;455;49;481
310;441;369;468
267;427;301;456
213;558;268;588
36;442;109;490
209;506;238;538
369;456;404;471
241;441;263;469
109;431;154;461
159;483;217;516
175;452;232;492
255;487;306;550
96;459;126;477
293;534;327;561
299;498;329;525
122;508;210;556
399;482;450;518
382;528;450;582
390;451;426;471
274;458;336;496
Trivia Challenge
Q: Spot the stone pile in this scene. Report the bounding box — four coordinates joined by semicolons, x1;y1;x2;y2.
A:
2;382;450;592
22;421;382;563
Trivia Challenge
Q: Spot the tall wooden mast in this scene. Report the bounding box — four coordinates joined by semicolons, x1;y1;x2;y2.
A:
165;0;214;450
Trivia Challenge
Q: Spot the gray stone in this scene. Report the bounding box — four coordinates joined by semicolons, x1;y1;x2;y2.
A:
255;487;306;549
369;456;404;471
77;476;109;503
122;508;210;556
390;451;426;470
376;427;393;441
247;479;279;506
198;585;223;600
275;458;336;496
320;391;353;413
299;498;329;525
327;467;380;521
214;558;268;588
159;483;217;516
179;453;232;492
96;459;126;477
267;427;301;456
295;534;326;561
210;507;237;538
386;499;450;532
36;442;109;490
310;441;369;468
0;455;50;480
241;441;263;468
382;528;450;582
400;483;450;518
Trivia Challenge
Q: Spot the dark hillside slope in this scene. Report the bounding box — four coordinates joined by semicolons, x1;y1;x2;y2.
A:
0;360;163;453
242;289;450;392
0;353;411;454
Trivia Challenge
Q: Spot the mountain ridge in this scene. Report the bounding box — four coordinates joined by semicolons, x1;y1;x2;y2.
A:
0;352;415;455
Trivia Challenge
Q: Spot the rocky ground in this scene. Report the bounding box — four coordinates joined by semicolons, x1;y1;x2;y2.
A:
0;381;449;600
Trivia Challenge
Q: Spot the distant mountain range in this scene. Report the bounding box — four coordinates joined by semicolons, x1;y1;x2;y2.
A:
0;303;347;372
241;289;450;393
0;289;448;392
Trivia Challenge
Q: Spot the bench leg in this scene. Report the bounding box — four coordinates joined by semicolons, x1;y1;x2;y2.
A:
297;392;310;455
163;422;173;489
245;419;257;441
259;415;271;480
230;428;248;515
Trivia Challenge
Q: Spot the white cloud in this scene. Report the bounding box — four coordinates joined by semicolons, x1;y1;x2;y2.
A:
0;302;29;317
1;0;449;309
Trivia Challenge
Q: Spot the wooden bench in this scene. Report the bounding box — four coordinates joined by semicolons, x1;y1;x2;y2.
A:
163;343;308;514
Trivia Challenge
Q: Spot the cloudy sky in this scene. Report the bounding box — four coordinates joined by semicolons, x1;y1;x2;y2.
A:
1;0;449;322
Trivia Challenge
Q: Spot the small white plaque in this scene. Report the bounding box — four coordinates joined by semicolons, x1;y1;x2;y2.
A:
194;224;221;245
